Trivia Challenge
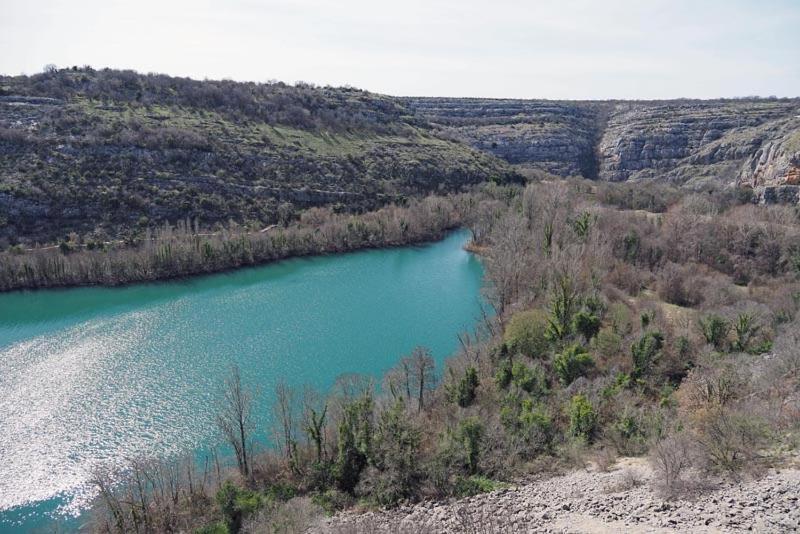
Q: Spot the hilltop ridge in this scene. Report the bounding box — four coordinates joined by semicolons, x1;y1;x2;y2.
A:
2;67;800;245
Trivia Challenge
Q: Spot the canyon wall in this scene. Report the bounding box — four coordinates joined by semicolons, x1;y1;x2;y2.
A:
405;97;800;198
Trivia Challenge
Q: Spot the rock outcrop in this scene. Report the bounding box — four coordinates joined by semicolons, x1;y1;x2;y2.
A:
402;98;607;178
736;125;800;203
406;97;800;195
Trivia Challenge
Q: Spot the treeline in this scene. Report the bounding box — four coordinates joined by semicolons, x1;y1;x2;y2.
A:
89;180;800;533
0;195;463;291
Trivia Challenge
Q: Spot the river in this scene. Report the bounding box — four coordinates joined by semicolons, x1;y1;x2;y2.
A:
0;230;487;532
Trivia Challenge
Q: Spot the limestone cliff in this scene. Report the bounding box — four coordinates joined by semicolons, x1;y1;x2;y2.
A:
406;97;800;197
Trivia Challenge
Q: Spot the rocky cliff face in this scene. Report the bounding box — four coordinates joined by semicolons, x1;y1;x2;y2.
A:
402;98;608;178
599;100;800;190
736;122;800;203
406;97;800;196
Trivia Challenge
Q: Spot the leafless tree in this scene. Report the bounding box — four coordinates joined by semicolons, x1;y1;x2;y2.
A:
407;346;436;412
273;379;299;471
384;358;413;402
216;364;256;478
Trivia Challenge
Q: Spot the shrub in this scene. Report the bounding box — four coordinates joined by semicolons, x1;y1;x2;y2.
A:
364;401;422;505
593;327;622;360
335;395;374;494
657;263;704;307
500;394;553;455
650;434;693;499
546;274;579;341
216;481;263;534
196;522;228;534
518;400;553;452
568;394;597;440
698;314;730;350
573;310;601;343
448;367;480;408
608;302;633;336
454;475;505;497
695;408;767;474
631;331;664;379
494;359;513;389
553;344;595;386
606;402;664;456
510;361;548;397
731;312;769;353
454;417;484;474
503;309;550;358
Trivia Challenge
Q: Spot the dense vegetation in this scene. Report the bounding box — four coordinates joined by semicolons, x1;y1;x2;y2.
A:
0;67;520;245
0;195;466;291
89;180;800;533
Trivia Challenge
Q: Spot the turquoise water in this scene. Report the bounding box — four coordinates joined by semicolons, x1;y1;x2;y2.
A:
0;230;486;532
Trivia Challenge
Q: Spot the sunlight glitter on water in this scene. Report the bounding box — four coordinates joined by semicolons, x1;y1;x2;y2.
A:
0;231;486;530
0;308;213;515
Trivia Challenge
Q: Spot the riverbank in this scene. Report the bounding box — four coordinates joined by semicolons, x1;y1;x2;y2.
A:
0;195;465;292
318;457;800;533
0;229;488;533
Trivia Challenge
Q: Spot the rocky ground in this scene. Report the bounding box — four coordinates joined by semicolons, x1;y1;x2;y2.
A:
313;458;800;533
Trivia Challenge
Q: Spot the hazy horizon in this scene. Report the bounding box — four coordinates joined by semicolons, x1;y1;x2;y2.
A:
2;0;799;100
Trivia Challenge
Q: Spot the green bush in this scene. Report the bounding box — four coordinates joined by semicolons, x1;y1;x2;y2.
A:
510;361;548;397
553;344;595;385
568;394;597;441
454;475;506;497
573;310;601;343
264;482;298;502
335;394;374;494
367;400;423;505
494;359;513;389
448;367;480;408
546;274;579;341
503;309;550;358
215;481;263;534
631;331;664;379
500;393;553;455
456;417;483;474
699;314;730;350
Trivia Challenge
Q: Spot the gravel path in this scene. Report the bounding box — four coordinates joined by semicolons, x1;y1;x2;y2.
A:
314;458;800;533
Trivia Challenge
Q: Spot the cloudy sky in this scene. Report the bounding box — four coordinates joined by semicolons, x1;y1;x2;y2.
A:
2;0;798;99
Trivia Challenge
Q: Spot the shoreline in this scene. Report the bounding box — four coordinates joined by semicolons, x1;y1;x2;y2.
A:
0;196;469;293
0;227;460;295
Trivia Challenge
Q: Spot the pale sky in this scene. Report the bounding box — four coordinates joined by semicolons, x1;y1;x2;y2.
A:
1;0;798;99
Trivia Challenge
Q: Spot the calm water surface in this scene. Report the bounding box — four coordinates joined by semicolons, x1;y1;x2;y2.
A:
0;230;486;532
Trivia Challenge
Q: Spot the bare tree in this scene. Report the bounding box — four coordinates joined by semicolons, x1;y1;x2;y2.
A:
384;358;412;402
273;379;298;471
216;364;256;478
407;346;436;412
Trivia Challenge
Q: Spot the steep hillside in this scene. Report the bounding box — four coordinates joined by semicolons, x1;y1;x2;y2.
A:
406;97;800;194
0;68;519;244
3;69;799;245
598;100;800;189
402;98;608;178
